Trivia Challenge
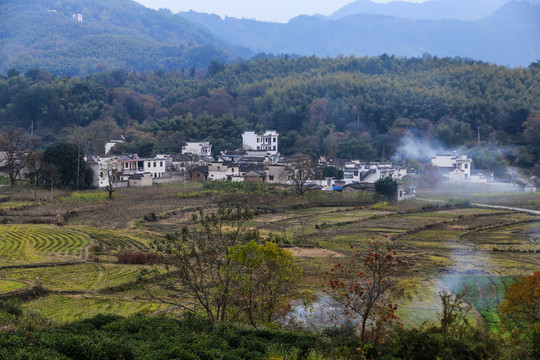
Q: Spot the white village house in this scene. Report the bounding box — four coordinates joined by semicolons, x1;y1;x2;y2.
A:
88;154;167;188
242;131;279;154
431;153;472;182
342;163;407;185
182;142;212;157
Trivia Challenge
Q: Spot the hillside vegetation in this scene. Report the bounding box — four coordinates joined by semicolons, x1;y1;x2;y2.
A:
1;56;539;172
0;0;249;76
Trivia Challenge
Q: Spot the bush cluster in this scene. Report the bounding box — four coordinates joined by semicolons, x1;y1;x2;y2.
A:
117;251;161;265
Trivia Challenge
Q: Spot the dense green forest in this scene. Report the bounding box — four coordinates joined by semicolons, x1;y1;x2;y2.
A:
1;56;539;173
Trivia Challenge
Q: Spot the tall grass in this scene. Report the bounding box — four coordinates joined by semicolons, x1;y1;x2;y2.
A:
60;192;109;203
203;180;269;194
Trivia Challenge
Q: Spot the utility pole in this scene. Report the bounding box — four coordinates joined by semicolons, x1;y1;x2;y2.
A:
477;127;480;145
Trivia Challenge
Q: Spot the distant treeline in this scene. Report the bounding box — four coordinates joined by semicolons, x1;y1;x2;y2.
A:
1;56;539;171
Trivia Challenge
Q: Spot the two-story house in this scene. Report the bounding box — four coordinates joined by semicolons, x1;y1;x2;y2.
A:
242;131;279;154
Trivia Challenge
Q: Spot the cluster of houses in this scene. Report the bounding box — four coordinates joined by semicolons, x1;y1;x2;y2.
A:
84;130;534;197
88;131;284;189
86;130;414;200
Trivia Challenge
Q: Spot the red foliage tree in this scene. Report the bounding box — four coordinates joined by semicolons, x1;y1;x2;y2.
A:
324;236;405;342
498;271;540;359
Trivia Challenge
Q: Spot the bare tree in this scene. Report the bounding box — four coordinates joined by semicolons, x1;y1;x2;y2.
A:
149;205;256;322
287;155;315;198
0;127;38;187
101;159;117;200
66;126;98;190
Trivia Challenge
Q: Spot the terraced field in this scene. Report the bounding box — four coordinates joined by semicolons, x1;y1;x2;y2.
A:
71;227;152;253
0;189;536;334
0;278;28;293
0;225;90;264
23;295;170;322
0;264;144;291
462;221;540;252
0;201;32;210
277;204;540;330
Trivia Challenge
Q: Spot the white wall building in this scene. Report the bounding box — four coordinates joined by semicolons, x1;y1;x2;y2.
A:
88;156;117;189
431;154;472;181
342;163;407;184
242;131;279;154
90;154;167;187
208;162;242;181
182;142;212;157
143;157;166;178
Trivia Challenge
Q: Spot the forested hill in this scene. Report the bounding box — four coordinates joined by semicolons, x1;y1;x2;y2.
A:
0;0;252;76
180;0;540;67
1;56;539;172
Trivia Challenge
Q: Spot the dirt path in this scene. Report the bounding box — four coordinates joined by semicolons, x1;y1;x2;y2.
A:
471;203;540;216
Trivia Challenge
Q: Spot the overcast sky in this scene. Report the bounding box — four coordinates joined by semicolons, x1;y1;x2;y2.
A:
134;0;425;23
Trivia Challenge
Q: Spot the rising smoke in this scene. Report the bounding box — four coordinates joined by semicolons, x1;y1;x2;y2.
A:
391;136;451;163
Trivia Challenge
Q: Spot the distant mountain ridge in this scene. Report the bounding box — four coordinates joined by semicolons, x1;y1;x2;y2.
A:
180;0;540;67
2;0;539;75
0;0;252;75
331;0;511;20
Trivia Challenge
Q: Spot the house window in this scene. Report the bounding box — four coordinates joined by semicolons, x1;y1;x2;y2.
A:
160;161;163;167
154;162;156;167
464;164;468;169
273;146;276;150
100;172;103;178
273;138;276;142
257;138;259;142
148;162;151;167
269;175;274;181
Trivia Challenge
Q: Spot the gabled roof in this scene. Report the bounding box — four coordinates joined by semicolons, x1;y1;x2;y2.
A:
343;182;376;191
117;154;141;161
172;153;195;162
244;171;263;177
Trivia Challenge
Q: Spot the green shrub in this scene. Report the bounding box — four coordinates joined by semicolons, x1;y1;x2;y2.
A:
0;299;23;318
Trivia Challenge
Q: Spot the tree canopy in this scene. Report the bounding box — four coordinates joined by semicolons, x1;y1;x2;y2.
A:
1;55;539;170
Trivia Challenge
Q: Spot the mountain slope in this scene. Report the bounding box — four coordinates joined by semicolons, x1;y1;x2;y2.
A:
180;1;540;67
0;0;252;75
331;0;510;20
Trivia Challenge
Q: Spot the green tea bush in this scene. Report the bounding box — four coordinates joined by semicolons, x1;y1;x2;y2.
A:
0;314;320;360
